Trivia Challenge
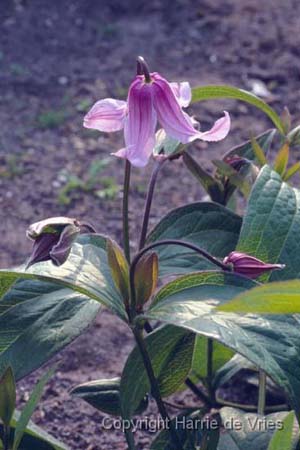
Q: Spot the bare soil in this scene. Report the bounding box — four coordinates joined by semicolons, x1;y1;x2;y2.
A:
1;0;300;448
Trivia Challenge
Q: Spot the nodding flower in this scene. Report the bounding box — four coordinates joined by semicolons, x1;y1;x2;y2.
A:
26;217;95;268
84;57;230;167
223;251;285;279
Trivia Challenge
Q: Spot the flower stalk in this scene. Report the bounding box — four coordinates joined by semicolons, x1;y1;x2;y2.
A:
123;160;131;262
139;159;167;250
130;239;230;312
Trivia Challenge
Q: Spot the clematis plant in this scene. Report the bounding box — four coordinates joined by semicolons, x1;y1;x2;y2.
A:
1;56;300;450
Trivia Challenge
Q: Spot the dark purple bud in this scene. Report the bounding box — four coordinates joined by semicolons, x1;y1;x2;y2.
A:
223;251;285;279
26;217;96;268
224;156;248;172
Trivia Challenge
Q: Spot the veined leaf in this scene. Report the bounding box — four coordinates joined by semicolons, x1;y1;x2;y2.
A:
191;86;285;134
224;129;276;162
0;235;126;321
219;280;300;314
144;271;300;414
237;165;300;281
147;202;241;276
120;325;195;419
267;411;297;450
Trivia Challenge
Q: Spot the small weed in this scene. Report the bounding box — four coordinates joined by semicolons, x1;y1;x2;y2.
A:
37;110;68;129
0;155;24;179
76;98;93;113
57;158;119;205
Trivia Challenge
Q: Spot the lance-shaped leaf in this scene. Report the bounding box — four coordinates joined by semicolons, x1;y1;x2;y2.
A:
273;143;289;176
143;271;300;414
2;411;69;449
0;367;16;426
13;366;56;450
283;162;300;182
71;378;148;417
237;165;300;281
267;411;297;450
224;129;276;162
134;252;158;309
147;202;242;277
107;239;129;303
191;85;284;133
183;152;224;203
218;279;300;314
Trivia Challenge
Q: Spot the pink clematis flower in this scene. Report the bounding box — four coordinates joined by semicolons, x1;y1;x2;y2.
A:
223;251;285;279
84;58;231;167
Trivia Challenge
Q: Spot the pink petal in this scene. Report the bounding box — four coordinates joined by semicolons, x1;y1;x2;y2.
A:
152;73;200;144
112;76;157;167
83;98;127;132
197;111;231;142
170;81;192;107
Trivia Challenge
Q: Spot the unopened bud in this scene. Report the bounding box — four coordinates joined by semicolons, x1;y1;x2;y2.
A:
223;251;285;279
26;217;95;267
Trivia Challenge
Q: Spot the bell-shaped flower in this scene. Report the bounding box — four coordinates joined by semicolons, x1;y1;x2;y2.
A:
26;217;95;267
84;62;230;167
223;251;285;279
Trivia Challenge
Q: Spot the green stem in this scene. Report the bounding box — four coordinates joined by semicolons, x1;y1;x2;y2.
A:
139;159;166;250
3;425;10;450
206;338;215;403
124;428;136;450
123;160;131;262
133;328;182;450
258;370;266;415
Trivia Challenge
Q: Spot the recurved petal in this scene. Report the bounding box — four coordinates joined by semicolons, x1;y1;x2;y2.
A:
113;77;157;167
197;111;231;142
170;81;192;107
83;98;127;132
152;73;199;144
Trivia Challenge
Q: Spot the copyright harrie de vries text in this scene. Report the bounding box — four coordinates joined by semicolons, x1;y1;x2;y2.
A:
100;416;284;433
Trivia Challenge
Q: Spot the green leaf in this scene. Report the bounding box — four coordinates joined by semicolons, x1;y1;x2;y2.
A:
267;411;297;450
0;366;16;426
13;367;56;450
70;377;148;417
212;160;251;197
153;129;184;157
191;86;284;134
0;235;126;321
219;280;300;314
144;271;300;414
0;280;100;380
251;136;268;166
107;238;129;302
134;252;158;308
273;143;289;176
213;354;256;391
224;129;276;162
120;325;195;418
182;152;224;203
3;411;69;449
150;410;211;450
218;408;294;450
283;162;300;182
147;202;242;276
191;336;234;383
237;165;300;281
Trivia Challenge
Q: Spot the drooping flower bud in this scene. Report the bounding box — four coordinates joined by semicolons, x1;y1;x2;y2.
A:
223;251;285;279
26;217;95;268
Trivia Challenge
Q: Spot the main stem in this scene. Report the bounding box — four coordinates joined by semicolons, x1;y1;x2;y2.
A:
139;160;166;250
258;370;267;415
123;160;131;262
133;328;182;450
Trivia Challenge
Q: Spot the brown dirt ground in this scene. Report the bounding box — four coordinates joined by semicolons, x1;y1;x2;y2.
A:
1;0;300;448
